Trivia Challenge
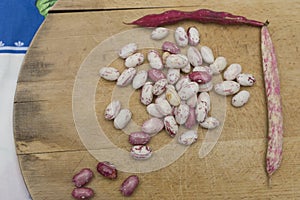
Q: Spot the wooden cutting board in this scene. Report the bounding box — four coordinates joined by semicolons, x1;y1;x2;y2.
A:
14;0;300;199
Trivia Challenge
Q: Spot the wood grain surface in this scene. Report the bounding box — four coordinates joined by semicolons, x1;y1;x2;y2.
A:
14;0;300;199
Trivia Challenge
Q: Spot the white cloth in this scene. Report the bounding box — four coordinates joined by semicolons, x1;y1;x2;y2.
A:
0;54;31;199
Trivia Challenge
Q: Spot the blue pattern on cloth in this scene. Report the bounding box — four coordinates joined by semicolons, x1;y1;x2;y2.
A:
0;0;44;54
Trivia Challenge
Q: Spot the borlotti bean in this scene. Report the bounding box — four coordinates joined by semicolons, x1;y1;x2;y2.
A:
178;130;198;145
200;46;214;64
165;85;181;106
162;41;180;54
152;78;168;96
119;43;138;59
125;52;144;68
185;107;197;129
198;92;211;112
231;90;250;107
147;50;163;70
155;92;167;104
148;69;166;82
178;82;199;100
189;71;212;84
175;76;191;91
174;103;190;125
132;70;148;89
209;56;227;75
104;100;121;120
181;62;191;74
186;94;198;108
174;26;188;47
163;115;178;137
128;176;148;196
214;81;240;96
117;68;137;87
195;101;208;123
236;73;256;86
156;99;173;116
142;117;164;135
187;46;203;67
198;81;214;92
223;63;242;80
140;82;154;105
165;54;189;69
167;68;180;84
187;26;200;46
146;103;164;118
99;67;120;81
129;132;151;145
151;27;169;40
120;175;139;197
199;117;220;129
113;109;132;129
130;145;152;160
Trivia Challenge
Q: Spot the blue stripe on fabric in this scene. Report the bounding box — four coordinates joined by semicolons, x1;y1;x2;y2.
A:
0;50;28;54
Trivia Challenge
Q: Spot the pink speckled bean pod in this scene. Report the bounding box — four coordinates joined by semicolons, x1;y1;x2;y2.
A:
261;26;283;178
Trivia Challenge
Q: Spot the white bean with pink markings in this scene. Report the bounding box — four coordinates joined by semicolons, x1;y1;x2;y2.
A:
174;26;188;47
223;63;242;81
99;67;120;81
200;46;214;64
140;82;154;105
178;82;199;100
113;109;132;129
214;81;240;96
147;50;163;70
132;70;148;89
164;115;178;137
175;103;190;125
125;52;144;68
166;54;189;69
187;46;203;67
167;68;180;84
119;43;137;59
178;130;198;145
117;68;137;87
236;73;256;86
187;26;200;46
152;78;168;96
200;117;220;129
151;27;169;40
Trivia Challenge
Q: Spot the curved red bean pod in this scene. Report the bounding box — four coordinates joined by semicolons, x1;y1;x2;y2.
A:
261;26;283;178
72;168;94;188
125;9;267;27
72;187;94;200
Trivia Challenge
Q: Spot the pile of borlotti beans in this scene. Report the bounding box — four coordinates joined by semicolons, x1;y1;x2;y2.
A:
71;26;256;199
101;26;256;159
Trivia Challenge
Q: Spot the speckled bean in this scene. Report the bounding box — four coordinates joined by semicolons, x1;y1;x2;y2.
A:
131;145;152;160
120;175;139;197
151;27;169;40
174;26;188;47
223;63;242;81
187;26;200;46
99;67;120;81
231;90;250;107
96;161;117;179
114;109;132;129
72;168;94;188
147;50;163;70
